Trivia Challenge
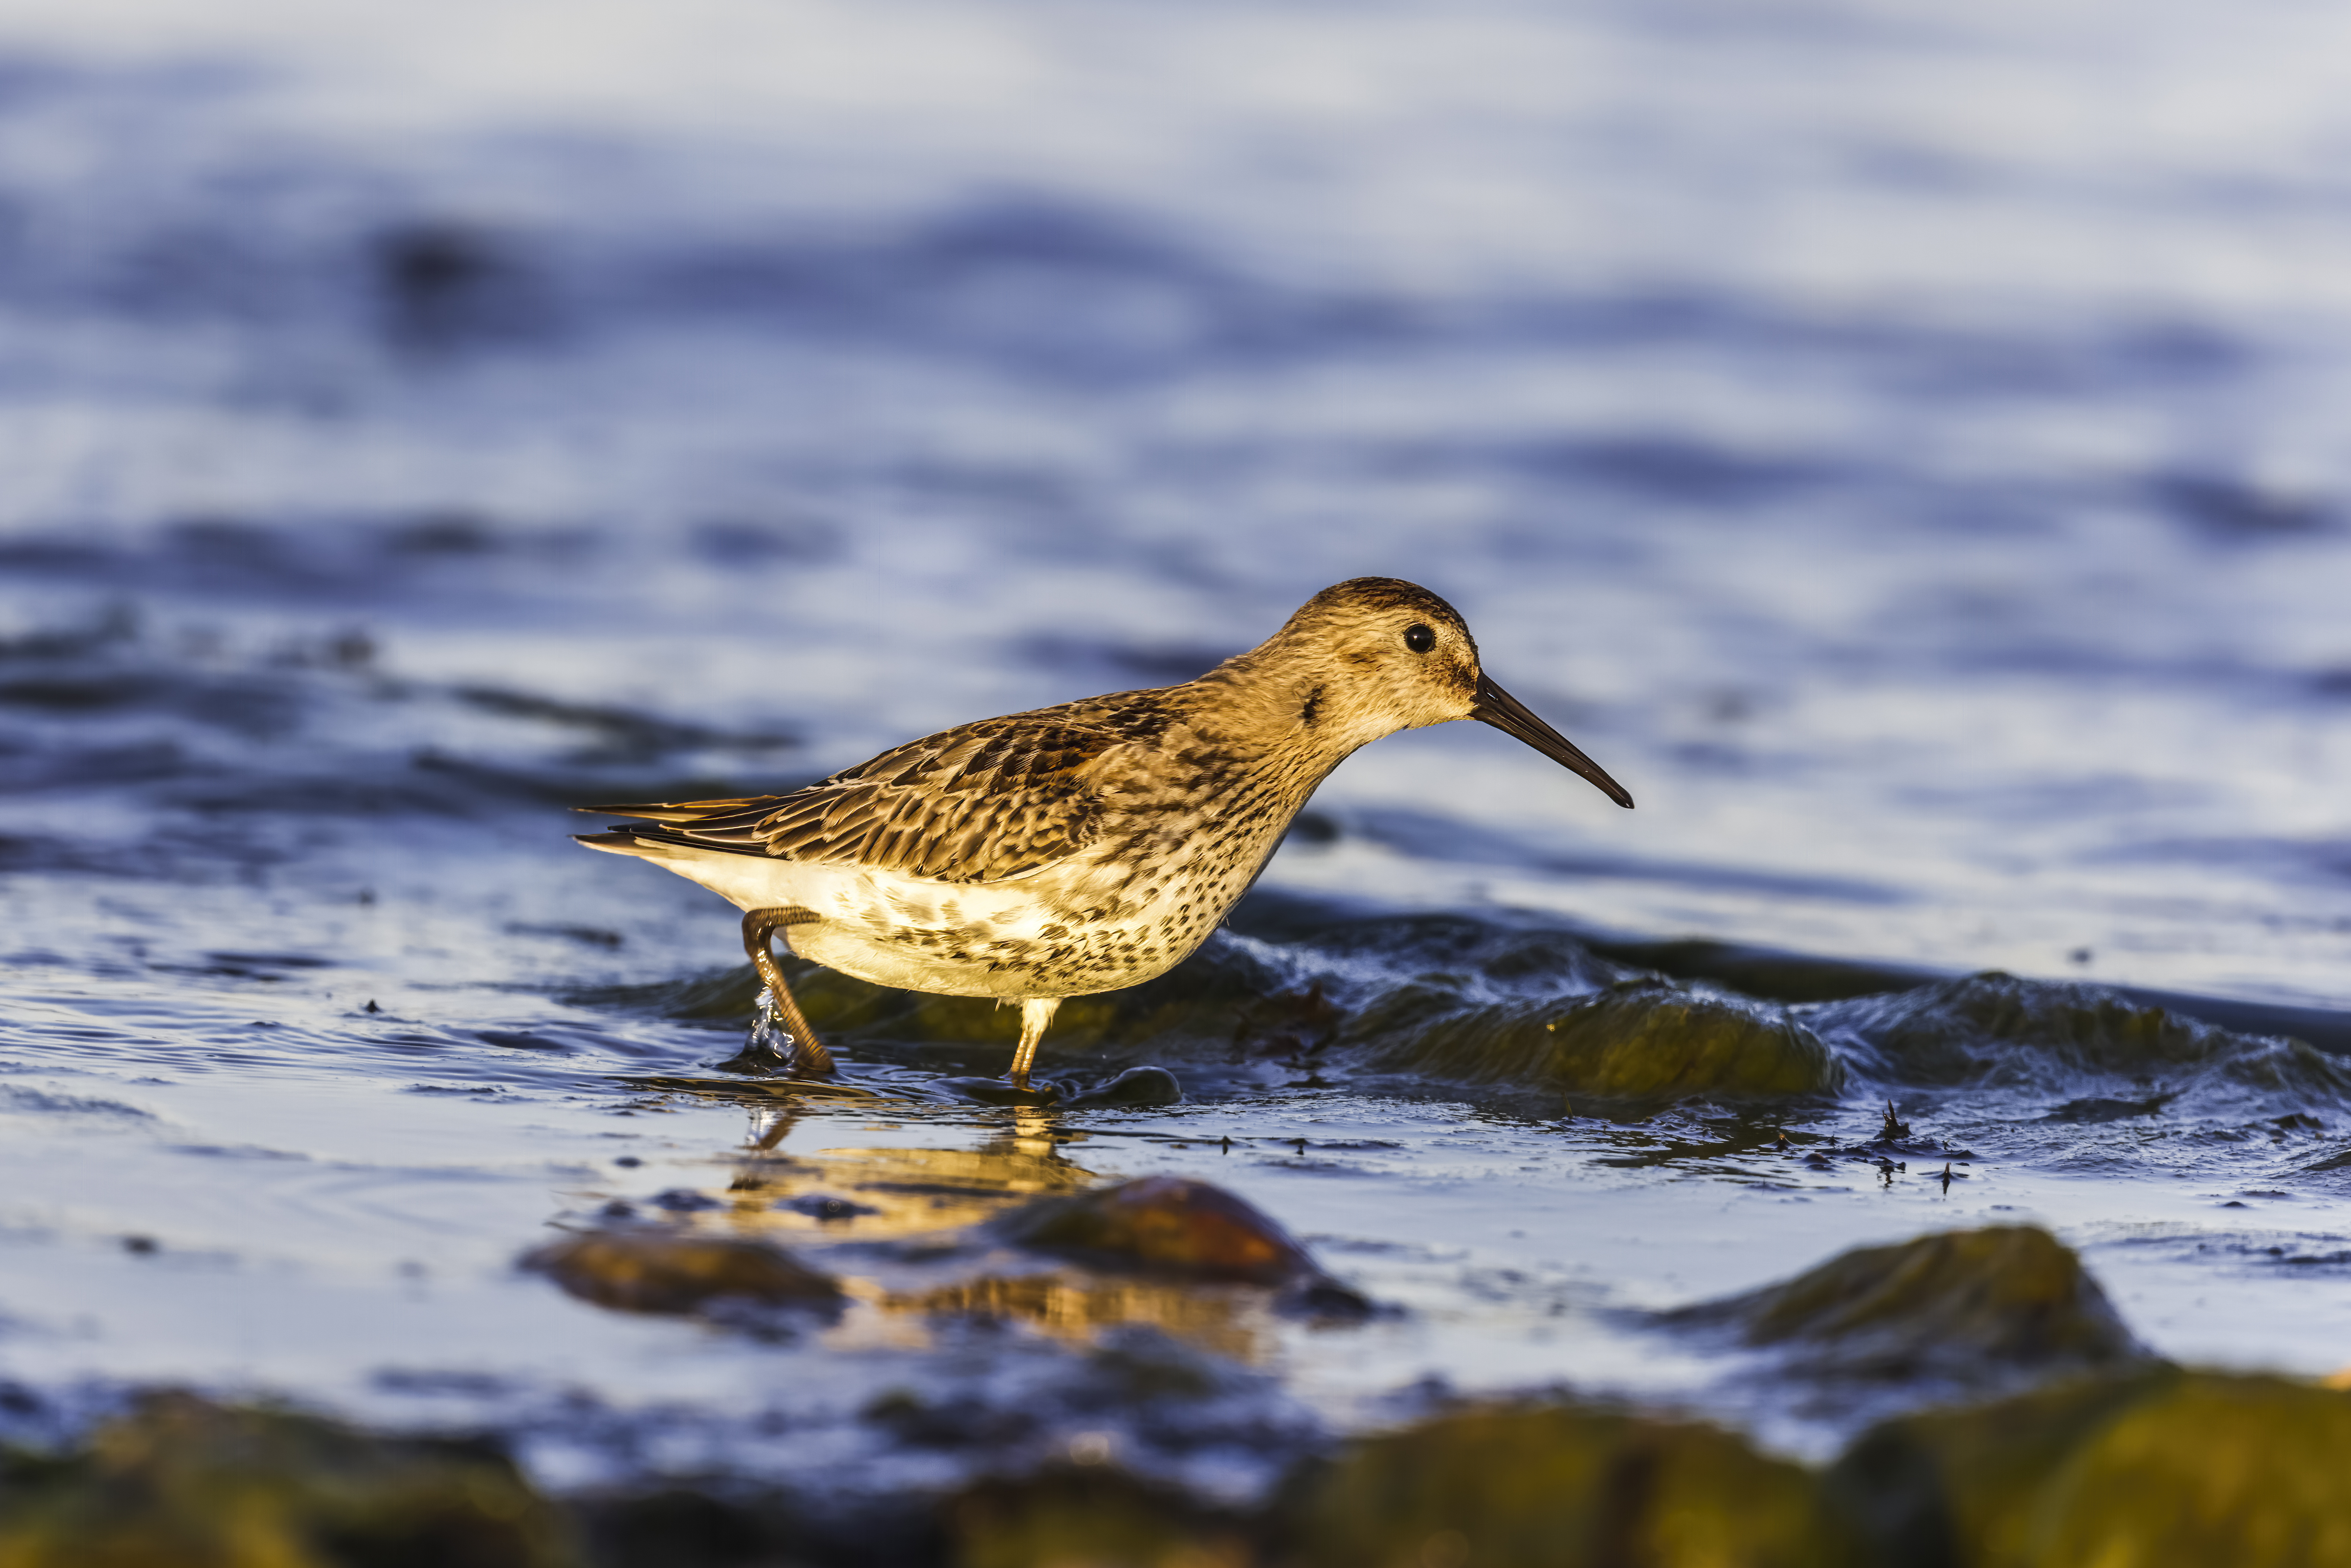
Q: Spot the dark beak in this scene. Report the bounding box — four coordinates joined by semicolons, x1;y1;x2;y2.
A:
1471;674;1635;808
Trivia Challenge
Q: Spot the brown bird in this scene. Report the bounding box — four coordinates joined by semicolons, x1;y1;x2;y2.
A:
577;578;1632;1089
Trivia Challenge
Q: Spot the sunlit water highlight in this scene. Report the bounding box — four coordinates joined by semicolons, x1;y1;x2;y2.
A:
0;0;2348;1508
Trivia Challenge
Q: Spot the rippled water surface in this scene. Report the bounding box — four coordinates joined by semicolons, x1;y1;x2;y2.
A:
3;0;2349;1512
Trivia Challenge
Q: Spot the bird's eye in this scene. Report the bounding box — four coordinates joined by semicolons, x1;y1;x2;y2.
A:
1403;623;1435;653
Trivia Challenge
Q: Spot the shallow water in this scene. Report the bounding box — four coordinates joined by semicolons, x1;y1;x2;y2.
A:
2;0;2349;1520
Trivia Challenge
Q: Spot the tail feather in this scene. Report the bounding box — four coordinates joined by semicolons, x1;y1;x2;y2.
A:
575;795;778;824
572;825;775;861
574;828;659;853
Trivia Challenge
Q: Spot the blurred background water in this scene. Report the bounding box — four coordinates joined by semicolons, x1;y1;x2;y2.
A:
1;0;2348;1510
5;0;2348;999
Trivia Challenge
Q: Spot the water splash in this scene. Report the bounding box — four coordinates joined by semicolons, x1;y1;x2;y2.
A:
717;986;800;1076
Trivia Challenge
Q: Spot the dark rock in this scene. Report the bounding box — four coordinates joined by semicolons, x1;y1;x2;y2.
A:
1064;1066;1182;1107
781;1193;878;1221
0;1390;570;1567
2040;1090;2179;1123
1827;1367;2351;1567
994;1176;1324;1287
861;1386;1039;1451
950;1468;1248;1568
929;1076;1067;1106
519;1230;843;1318
1668;1225;2145;1383
1280;1402;1856;1568
1814;973;2351;1106
1366;979;1844;1099
374;223;552;350
569;1486;795;1568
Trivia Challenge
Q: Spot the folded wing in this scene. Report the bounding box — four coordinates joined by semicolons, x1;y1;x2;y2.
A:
581;711;1132;884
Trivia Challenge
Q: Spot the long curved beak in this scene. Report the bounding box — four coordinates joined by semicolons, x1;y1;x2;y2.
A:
1471;674;1635;808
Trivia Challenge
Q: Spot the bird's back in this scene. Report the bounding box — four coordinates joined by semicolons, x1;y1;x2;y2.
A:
580;683;1192;883
577;671;1340;998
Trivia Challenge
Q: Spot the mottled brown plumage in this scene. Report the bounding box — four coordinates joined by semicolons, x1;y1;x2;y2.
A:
578;578;1632;1090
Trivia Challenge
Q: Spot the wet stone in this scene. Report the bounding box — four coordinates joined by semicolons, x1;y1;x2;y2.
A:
569;1487;800;1568
950;1468;1249;1568
1828;1367;2351;1567
0;1390;569;1568
1063;1065;1184;1107
1814;973;2351;1107
930;1075;1070;1106
1367;978;1845;1100
1279;1401;1855;1568
994;1176;1330;1290
520;1229;845;1318
1668;1225;2146;1384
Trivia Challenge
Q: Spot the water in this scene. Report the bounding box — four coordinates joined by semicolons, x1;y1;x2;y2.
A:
1;0;2349;1513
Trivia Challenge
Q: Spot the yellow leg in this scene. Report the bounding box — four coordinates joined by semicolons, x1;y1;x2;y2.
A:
742;907;833;1077
1008;997;1062;1084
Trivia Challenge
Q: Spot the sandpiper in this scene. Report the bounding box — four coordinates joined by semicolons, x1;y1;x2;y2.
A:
577;578;1632;1088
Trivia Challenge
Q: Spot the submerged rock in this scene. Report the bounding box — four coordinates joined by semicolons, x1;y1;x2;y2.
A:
584;903;1854;1106
1280;1402;1854;1568
1669;1225;2146;1383
1818;974;2216;1084
1814;973;2351;1107
994;1176;1353;1306
520;1228;845;1318
1064;1066;1184;1107
951;1468;1248;1568
1829;1367;2351;1567
569;1487;803;1568
1361;979;1844;1100
0;1391;570;1568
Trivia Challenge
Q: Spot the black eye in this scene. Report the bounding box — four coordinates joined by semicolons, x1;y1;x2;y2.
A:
1403;623;1435;653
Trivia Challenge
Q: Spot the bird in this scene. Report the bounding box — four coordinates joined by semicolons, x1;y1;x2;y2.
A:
575;577;1632;1091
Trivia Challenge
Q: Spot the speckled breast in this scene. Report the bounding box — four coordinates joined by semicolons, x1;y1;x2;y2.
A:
787;805;1285;1001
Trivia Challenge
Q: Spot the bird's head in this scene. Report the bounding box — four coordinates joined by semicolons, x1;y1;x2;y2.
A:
1265;576;1634;808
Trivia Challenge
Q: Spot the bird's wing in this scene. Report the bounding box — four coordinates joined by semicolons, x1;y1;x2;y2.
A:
582;697;1167;883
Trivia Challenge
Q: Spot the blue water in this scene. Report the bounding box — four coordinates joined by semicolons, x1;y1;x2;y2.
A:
2;0;2348;1500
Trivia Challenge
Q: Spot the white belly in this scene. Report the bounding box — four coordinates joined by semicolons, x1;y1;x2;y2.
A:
606;840;1222;1000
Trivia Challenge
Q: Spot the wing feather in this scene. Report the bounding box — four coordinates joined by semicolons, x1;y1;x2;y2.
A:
578;695;1172;883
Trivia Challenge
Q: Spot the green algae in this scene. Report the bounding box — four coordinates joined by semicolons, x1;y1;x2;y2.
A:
1354;978;1845;1099
1280;1402;1858;1568
950;1469;1248;1568
1670;1225;2147;1382
1814;973;2351;1104
1829;1368;2351;1568
1831;974;2230;1074
0;1392;571;1568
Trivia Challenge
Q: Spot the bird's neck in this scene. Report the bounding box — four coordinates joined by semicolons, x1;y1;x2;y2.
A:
1183;647;1392;783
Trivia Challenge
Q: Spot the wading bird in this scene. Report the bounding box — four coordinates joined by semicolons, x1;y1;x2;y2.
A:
578;578;1632;1091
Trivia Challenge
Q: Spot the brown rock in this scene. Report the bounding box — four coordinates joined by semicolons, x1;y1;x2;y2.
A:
1829;1367;2351;1567
0;1390;571;1568
520;1228;844;1316
1362;979;1845;1100
951;1469;1252;1568
1669;1225;2145;1382
1281;1402;1858;1568
994;1177;1320;1288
